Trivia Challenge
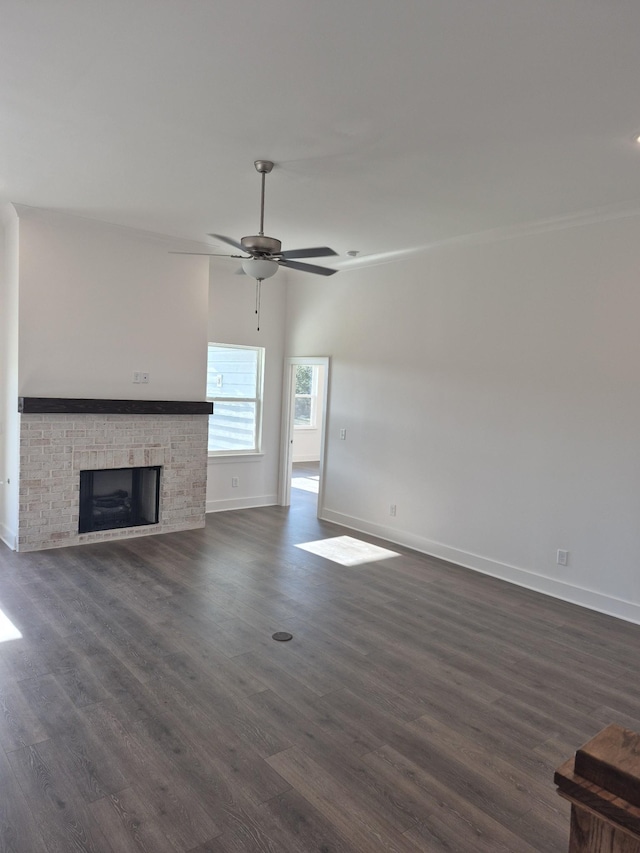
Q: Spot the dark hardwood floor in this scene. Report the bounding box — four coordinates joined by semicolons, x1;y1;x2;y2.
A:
1;491;639;851
291;461;320;505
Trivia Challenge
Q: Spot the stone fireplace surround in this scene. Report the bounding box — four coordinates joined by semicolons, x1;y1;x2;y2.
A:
17;397;212;552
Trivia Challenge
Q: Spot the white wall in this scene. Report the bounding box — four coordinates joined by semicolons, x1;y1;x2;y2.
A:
206;266;286;511
16;206;209;400
0;206;210;549
0;204;20;547
286;214;640;624
292;363;325;462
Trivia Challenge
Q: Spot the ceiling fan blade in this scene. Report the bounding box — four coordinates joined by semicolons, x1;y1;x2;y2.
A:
208;233;249;253
279;259;338;276
279;246;338;260
169;251;243;257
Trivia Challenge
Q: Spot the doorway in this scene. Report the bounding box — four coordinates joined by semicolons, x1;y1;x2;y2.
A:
279;357;329;514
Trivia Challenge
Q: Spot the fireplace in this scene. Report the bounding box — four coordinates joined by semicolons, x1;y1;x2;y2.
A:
78;466;161;533
16;397;212;552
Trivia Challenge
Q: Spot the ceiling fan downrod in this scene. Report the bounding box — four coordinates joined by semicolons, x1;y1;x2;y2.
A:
254;160;274;238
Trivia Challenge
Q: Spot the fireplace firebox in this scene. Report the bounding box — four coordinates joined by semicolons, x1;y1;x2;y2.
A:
79;466;161;534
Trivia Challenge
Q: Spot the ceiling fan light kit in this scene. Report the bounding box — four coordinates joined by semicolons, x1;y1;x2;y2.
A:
241;257;279;280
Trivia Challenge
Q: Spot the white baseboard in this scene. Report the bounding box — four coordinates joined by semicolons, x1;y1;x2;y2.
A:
0;523;17;551
292;456;321;464
320;508;640;626
206;494;278;514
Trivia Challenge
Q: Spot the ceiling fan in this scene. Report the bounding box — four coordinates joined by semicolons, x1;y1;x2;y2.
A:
172;160;339;280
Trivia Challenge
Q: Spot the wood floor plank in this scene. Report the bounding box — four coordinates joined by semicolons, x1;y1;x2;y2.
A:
260;789;354;853
266;747;423;853
243;687;359;756
0;678;49;753
403;810;540;853
18;674;130;802
147;660;291;759
185;616;279;659
8;740;117;853
389;666;581;778
139;674;290;805
295;731;426;834
363;745;545;853
592;704;640;733
131;696;291;811
90;787;181;853
0;623;66;683
80;701;223;846
311;685;420;755
385;697;565;844
159;647;270;702
509;800;571;853
0;744;50;853
103;688;293;844
405;713;562;817
190;806;303;853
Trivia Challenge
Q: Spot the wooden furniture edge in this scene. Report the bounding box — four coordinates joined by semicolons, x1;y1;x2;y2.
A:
575;723;640;810
555;756;640;840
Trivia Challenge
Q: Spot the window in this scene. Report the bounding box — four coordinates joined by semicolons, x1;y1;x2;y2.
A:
294;364;318;429
207;344;264;454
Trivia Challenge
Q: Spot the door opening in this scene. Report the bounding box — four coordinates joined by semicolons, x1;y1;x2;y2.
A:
279;357;329;514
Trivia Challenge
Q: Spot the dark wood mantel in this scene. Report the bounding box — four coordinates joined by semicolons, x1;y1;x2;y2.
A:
18;397;213;415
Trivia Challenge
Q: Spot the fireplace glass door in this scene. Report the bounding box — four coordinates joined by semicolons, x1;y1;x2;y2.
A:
79;466;161;533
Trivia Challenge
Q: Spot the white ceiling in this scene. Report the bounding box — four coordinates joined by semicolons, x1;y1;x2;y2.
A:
2;0;640;267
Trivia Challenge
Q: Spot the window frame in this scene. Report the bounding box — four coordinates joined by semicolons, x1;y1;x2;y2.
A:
293;364;319;430
206;342;265;457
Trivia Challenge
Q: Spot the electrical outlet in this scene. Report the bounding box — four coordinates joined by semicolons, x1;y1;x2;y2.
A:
133;371;141;383
390;504;397;517
340;428;347;440
557;549;569;566
141;372;150;384
231;477;239;488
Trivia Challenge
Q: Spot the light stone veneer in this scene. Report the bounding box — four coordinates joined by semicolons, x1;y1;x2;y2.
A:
18;413;209;552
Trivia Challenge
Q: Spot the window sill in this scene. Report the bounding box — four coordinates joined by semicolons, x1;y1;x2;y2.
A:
208;452;265;464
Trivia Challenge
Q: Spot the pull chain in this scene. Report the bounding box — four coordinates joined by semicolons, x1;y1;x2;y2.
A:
255;278;262;331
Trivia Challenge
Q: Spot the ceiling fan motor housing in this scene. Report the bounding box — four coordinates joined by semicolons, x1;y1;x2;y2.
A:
241;234;282;255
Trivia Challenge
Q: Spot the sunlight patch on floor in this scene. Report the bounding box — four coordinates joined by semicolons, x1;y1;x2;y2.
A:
0;607;22;642
291;476;319;494
295;535;400;566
